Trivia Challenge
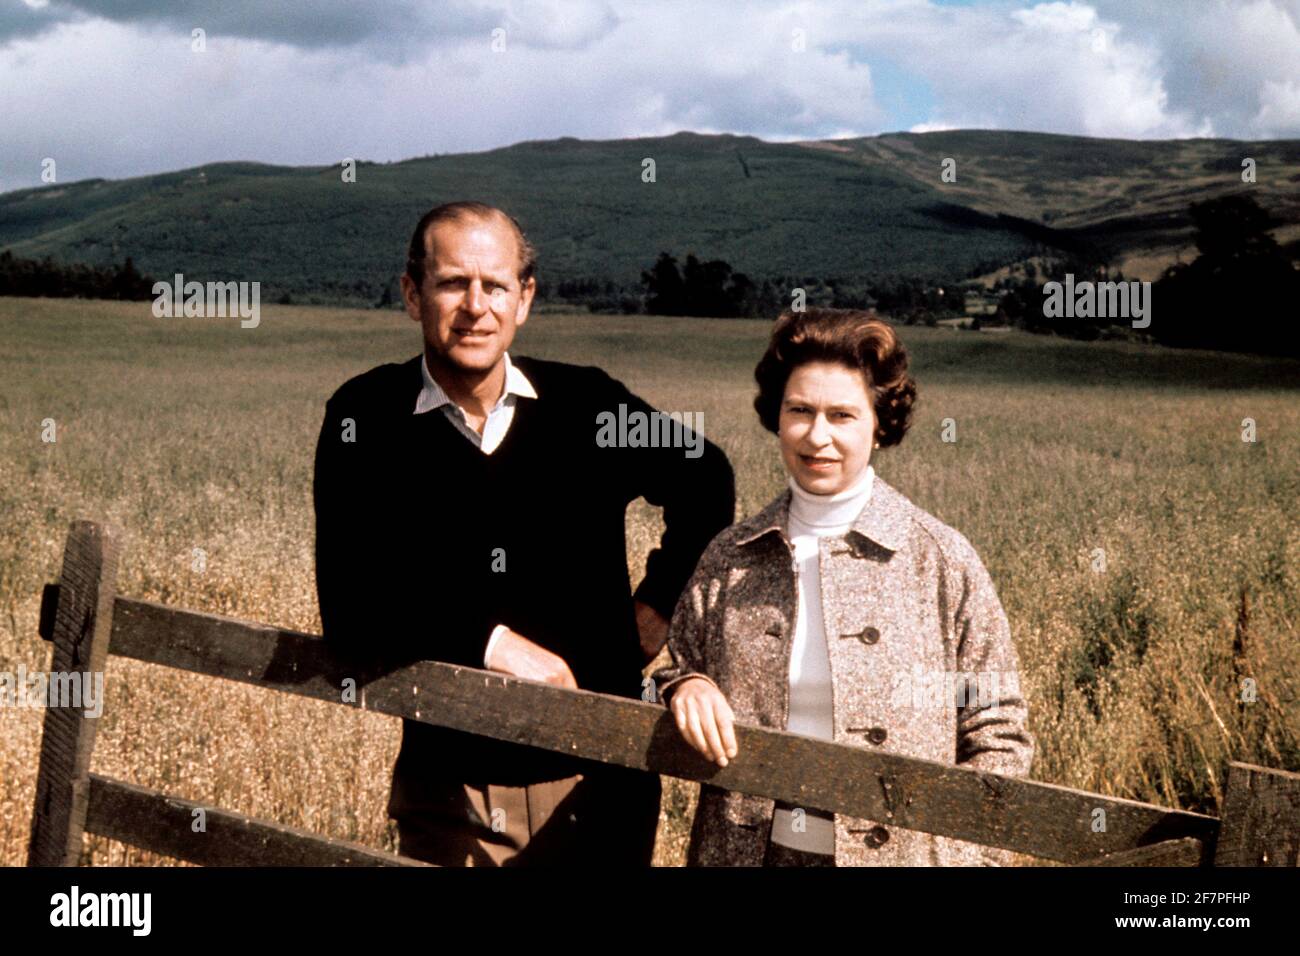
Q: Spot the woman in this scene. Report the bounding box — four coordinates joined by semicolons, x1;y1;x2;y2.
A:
654;307;1034;867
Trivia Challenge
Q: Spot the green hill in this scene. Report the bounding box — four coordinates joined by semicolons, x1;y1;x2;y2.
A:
2;130;1297;305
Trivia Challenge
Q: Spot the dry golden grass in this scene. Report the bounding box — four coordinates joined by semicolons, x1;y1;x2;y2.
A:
2;296;1297;866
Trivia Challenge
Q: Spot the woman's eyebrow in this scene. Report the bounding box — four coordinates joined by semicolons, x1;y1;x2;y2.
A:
783;396;862;412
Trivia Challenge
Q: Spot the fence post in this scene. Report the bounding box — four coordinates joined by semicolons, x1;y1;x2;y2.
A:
1212;761;1300;866
27;521;120;867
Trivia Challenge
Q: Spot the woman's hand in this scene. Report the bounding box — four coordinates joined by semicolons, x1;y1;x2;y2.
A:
669;677;739;767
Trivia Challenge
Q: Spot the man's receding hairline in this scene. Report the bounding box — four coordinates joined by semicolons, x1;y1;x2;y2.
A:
420;209;528;275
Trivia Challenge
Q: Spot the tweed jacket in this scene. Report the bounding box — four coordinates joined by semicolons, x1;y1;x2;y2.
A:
654;475;1034;866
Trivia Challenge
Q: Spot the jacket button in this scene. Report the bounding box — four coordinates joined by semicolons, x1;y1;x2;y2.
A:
865;826;890;847
840;625;879;644
867;727;887;745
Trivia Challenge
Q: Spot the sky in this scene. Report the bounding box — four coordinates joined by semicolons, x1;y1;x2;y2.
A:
2;0;1299;194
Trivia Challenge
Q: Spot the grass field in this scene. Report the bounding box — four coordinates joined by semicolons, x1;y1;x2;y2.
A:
2;296;1298;866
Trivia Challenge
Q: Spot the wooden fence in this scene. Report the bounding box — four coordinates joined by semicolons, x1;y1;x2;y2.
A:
27;521;1300;867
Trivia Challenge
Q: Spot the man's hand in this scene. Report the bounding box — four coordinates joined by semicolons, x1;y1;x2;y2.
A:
635;600;670;665
485;627;578;689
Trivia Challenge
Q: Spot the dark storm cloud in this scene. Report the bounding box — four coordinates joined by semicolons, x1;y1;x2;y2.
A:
54;0;492;47
3;0;620;55
0;1;68;43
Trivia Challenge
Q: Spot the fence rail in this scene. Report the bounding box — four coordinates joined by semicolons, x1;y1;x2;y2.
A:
26;521;1300;867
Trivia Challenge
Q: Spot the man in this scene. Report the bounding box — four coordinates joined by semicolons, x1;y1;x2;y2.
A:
312;201;735;866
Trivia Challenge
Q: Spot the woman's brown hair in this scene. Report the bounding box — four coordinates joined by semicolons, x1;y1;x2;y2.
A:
753;308;917;447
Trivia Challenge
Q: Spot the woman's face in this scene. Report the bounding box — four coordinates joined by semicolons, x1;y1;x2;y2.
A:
779;361;877;495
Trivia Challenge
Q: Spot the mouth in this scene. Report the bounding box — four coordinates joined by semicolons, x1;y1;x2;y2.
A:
800;455;839;471
452;328;494;340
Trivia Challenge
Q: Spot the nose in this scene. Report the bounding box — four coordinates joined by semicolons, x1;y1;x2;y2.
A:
807;412;832;446
463;280;489;317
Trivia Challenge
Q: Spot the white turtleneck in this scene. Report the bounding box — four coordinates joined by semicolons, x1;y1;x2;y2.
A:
770;465;874;854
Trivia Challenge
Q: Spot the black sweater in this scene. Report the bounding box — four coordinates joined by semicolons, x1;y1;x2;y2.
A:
312;353;735;798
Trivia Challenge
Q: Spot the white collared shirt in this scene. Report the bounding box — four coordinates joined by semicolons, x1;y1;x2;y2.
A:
414;350;538;665
413;350;537;454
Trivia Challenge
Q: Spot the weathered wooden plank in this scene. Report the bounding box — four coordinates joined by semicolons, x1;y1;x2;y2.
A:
1079;836;1208;867
106;595;1220;863
27;522;120;867
85;774;430;867
1213;761;1300;866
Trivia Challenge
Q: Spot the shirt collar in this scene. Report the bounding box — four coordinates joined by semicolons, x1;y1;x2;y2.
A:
414;351;537;415
736;470;910;553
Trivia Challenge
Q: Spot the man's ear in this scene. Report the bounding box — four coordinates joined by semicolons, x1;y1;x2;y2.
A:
515;276;536;328
400;273;422;323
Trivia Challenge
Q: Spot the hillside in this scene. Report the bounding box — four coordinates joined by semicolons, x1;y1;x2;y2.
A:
1;130;1297;305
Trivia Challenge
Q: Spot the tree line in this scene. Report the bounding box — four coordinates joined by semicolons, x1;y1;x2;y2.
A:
990;195;1298;356
634;252;966;322
0;251;157;300
4;193;1294;356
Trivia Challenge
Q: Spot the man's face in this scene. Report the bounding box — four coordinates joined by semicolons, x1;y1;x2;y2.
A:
401;215;535;374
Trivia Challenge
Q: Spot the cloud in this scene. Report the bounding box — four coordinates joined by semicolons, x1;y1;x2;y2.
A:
1;0;1297;195
1;0;621;56
1254;78;1300;135
0;0;66;43
833;1;1212;138
1089;0;1300;140
0;5;883;193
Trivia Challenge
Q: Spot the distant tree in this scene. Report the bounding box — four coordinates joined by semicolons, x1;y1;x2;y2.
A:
754;279;785;317
0;251;156;301
641;252;759;317
727;271;757;316
682;254;738;317
1191;193;1278;261
1153;194;1299;356
642;252;686;315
